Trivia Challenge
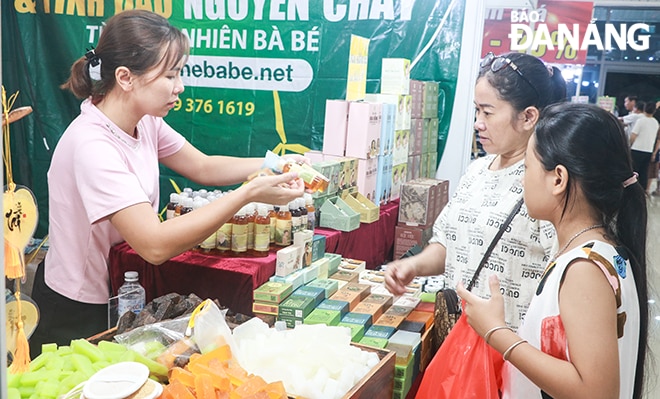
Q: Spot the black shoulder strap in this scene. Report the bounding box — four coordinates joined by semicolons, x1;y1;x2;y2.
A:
466;197;524;291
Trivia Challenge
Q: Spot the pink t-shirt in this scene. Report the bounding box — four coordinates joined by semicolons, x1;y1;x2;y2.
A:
45;99;185;304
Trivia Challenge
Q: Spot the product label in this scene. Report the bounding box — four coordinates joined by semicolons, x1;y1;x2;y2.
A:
216;223;232;250
254;224;270;251
232;224;248;252
275;218;292;245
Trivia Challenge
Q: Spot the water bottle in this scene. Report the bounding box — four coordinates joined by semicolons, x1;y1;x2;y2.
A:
117;271;146;318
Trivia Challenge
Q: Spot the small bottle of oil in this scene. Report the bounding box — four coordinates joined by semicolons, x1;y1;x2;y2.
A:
275;204;292;246
231;207;248;256
253;204;271;257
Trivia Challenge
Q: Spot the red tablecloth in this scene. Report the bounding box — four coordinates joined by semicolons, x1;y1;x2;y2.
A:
108;200;399;315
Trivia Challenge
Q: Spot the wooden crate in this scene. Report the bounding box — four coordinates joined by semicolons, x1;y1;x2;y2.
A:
88;327;395;399
342;344;395;399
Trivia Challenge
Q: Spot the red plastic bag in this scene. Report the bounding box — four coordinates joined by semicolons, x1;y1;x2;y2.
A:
416;312;504;399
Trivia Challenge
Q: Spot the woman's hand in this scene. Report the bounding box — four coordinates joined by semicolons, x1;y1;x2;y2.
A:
384;259;417;296
243;172;305;204
281;153;311;165
456;274;507;337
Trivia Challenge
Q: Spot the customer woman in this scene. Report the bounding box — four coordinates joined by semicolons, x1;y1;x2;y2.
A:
458;103;648;399
29;10;305;356
384;52;566;331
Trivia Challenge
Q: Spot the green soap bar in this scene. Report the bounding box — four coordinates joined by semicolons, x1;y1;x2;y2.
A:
97;340;127;353
419;292;436;302
71;339;105;363
6;372;21;388
28;351;53;372
7;388;20;399
359;336;388;349
41;343;58;353
338;322;365;342
70;353;95;377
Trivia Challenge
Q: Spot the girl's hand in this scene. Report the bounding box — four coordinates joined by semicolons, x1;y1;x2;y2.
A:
456;274;507;337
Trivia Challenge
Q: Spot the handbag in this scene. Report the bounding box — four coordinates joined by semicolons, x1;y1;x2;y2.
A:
430;197;524;354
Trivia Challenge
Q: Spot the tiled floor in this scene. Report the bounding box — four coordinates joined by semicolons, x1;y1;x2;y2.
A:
644;194;660;397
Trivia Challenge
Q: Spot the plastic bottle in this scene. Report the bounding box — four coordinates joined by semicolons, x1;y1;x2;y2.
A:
231;207;248;255
216;219;232;253
253;204;271;257
180;196;194;216
117;271;146;319
262;150;329;193
268;205;277;245
304;193;316;230
245;203;256;251
166;193;180;220
275;204;292;246
289;201;302;235
298;198;308;231
197;198;216;253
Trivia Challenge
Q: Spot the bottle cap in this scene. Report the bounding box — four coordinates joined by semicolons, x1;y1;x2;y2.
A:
304;193;313;205
169;193;180;203
124;271;139;281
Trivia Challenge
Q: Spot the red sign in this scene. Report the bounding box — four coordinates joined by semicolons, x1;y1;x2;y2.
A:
482;0;594;65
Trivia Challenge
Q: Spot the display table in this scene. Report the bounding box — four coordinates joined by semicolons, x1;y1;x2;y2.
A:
108;200;399;315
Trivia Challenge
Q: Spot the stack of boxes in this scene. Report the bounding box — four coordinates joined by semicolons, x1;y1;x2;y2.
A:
409;80;440;180
394;178;449;259
252;237;435;399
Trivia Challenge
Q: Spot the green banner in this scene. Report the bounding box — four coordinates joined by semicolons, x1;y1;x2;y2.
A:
2;0;464;236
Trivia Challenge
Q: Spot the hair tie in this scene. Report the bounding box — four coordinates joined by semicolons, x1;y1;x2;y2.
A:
622;172;638;188
85;48;102;81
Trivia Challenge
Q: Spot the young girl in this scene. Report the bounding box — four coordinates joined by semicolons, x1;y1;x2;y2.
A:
29;9;305;355
458;103;648;399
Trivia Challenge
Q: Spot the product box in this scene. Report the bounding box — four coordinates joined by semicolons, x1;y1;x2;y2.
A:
322;99;349;157
394;295;421;310
374;313;406;329
278;316;304;329
364;93;412;131
398;320;426;334
391;162;408;200
380;58;410;95
359;270;386;286
345;101;382;160
405;310;434;332
393;225;434;259
292;285;326;308
269;269;305;291
338;258;367;274
304;308;342;326
398;180;437;227
393;130;410;166
420;153;429;180
359;336;389;349
426;118;439;153
303;150;325;164
312;160;342;197
416;178;449;217
355;157;379;203
303;262;320;284
363;293;394;308
428;152;438;178
374;153;392;207
310;256;329;280
252;301;279;316
409;119;424;156
319;196;361;232
341;191;380;223
379;103;396;156
323;156;359;191
364;324;397;339
306;278;339;298
340;282;372;301
342;311;373;329
317;298;350;317
275;245;302;277
253;281;293;304
352;301;387;323
311;234;326;263
329;269;359;283
384;305;413;317
324;253;342;275
293;230;314;268
338;322;365;342
278;295;316;319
